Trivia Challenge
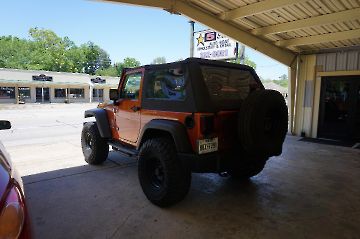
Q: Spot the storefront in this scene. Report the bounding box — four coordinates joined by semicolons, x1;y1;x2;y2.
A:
291;50;360;143
0;68;118;104
91;77;107;102
317;75;360;141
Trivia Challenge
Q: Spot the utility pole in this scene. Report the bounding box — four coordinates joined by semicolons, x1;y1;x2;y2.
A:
189;20;195;57
239;44;245;64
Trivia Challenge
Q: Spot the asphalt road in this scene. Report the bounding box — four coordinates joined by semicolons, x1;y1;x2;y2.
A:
0;103;359;239
0;103;100;176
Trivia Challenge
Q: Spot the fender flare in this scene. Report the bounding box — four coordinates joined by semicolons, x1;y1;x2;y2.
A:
137;119;192;153
84;108;112;138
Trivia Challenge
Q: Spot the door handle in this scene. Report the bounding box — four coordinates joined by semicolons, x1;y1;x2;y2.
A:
130;106;141;112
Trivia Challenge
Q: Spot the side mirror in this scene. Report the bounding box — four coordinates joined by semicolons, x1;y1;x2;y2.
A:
109;89;119;101
0;120;11;130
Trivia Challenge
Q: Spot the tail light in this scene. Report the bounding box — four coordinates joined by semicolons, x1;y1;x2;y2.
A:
0;184;25;239
200;115;214;136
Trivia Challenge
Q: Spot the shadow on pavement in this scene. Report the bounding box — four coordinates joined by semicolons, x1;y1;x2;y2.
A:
23;148;360;239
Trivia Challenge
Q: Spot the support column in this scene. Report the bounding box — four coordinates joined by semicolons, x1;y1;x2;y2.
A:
311;75;322;138
50;87;55;103
288;57;298;134
89;85;93;103
293;54;317;137
30;86;36;103
104;87;110;102
15;85;19;104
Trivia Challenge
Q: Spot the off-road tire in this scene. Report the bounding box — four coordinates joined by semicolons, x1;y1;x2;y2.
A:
138;137;191;207
81;122;109;165
239;90;288;156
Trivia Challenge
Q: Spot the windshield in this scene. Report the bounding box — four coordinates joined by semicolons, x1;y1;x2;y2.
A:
200;64;258;109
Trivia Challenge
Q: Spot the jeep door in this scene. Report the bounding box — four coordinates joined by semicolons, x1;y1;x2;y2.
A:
115;69;143;143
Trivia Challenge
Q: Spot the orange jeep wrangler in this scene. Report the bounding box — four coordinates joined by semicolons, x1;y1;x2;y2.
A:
81;58;288;207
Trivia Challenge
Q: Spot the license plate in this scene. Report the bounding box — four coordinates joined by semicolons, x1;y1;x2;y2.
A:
198;138;218;154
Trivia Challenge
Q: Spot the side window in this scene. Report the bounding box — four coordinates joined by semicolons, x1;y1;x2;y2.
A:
121;73;142;99
145;67;186;100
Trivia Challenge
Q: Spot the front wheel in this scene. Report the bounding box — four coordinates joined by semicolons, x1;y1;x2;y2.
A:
81;122;109;165
138;137;191;207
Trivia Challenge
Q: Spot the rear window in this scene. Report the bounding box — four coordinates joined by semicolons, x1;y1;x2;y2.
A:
145;67;186;100
200;64;258;108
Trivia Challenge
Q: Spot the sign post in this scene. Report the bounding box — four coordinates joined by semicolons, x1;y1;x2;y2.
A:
189;21;195;57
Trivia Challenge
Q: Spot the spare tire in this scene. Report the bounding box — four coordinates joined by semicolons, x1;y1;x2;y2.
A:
239;90;288;156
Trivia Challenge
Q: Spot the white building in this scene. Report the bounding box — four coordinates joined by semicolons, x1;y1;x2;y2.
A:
0;68;119;104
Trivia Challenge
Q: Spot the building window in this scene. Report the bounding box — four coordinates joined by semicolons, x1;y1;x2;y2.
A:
92;89;104;102
55;89;66;98
18;87;31;99
0;87;15;99
145;67;186;100
69;88;84;98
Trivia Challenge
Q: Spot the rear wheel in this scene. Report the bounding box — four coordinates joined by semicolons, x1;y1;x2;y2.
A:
81;122;109;165
138;137;191;207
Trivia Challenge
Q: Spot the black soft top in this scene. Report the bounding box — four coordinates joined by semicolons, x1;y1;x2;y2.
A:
137;58;264;113
144;58;257;74
126;58;260;79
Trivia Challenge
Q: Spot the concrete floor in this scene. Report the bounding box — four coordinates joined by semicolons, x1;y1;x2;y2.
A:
1;104;360;239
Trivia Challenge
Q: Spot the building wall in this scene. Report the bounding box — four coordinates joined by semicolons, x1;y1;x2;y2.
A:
293;49;360;138
0;68;119;104
316;50;360;72
0;68;91;83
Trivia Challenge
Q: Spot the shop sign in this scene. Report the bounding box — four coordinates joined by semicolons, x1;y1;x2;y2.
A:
32;74;53;81
91;77;106;84
194;29;237;60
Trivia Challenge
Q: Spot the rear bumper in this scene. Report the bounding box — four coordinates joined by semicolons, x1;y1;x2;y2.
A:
179;151;234;173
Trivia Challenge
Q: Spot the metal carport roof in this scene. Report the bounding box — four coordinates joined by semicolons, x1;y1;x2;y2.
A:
103;0;360;66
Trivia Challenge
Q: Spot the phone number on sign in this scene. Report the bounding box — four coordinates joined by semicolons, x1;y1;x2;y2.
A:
200;49;229;59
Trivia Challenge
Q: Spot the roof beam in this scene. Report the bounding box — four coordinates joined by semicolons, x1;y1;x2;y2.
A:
219;0;307;21
101;0;171;9
276;29;360;47
174;2;295;65
101;0;296;66
252;8;360;35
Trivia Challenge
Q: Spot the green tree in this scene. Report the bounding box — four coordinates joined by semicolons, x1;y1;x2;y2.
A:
243;56;257;69
28;27;69;71
0;28;111;73
0;36;32;69
151;57;166;64
65;46;86;72
95;65;118;77
116;57;141;73
95;57;141;77
82;41;111;75
122;57;140;68
279;74;288;81
269;74;288;88
229;55;257;69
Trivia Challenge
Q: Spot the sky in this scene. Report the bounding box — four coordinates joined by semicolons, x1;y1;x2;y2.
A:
0;0;288;79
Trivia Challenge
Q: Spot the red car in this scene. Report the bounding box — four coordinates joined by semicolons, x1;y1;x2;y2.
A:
0;120;31;239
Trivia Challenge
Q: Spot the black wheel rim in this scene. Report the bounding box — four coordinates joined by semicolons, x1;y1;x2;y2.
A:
146;157;165;189
84;132;93;150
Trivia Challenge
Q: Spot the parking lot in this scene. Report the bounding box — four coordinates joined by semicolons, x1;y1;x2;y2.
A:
0;103;360;239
